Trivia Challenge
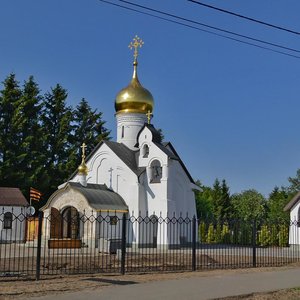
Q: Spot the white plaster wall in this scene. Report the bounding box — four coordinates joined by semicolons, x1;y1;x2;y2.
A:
289;203;300;245
116;113;147;150
0;206;27;242
72;143;139;215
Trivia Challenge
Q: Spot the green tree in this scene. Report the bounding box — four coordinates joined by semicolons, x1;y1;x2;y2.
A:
14;76;45;197
287;169;300;195
211;179;232;220
267;186;290;222
68;98;111;172
194;180;214;218
41;84;73;198
0;74;23;188
231;189;266;221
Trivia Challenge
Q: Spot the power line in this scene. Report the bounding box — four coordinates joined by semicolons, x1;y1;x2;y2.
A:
188;0;300;36
118;0;300;54
98;0;300;59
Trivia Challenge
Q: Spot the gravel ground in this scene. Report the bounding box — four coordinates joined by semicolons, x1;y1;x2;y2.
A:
1;265;300;300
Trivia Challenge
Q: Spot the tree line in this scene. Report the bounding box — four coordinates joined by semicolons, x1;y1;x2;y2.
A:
195;173;300;222
0;74;110;205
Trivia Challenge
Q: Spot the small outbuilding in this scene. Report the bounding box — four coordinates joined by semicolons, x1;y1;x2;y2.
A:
0;187;28;242
284;192;300;245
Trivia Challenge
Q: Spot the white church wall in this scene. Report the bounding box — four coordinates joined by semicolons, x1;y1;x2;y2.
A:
0;206;26;242
73;143;139;215
116;113;147;150
289;203;300;245
167;160;197;244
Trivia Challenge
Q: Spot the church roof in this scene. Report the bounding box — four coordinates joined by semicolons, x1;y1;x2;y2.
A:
43;182;128;212
162;142;195;184
104;141;145;176
0;187;28;206
284;191;300;211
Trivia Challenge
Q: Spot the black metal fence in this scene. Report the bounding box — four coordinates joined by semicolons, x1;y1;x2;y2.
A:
0;208;300;280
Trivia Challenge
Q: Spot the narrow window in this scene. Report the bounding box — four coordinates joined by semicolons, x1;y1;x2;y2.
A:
150;160;162;183
298;207;300;227
4;212;13;229
142;144;149;158
121;126;124;138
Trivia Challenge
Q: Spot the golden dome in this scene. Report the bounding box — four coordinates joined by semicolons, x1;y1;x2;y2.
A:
78;142;88;175
78;161;88;175
115;61;154;114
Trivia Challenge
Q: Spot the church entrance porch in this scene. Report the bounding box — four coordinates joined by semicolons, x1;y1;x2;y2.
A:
48;207;82;249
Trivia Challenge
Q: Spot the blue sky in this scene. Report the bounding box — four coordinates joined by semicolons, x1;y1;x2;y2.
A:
1;0;300;196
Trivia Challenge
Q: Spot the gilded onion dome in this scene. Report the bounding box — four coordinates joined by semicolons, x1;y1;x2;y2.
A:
78;143;88;175
115;36;154;115
78;161;88;175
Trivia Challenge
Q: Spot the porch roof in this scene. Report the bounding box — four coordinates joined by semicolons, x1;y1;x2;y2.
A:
69;182;128;212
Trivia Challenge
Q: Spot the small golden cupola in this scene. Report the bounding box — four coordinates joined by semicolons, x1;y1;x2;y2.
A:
78;143;88;186
115;36;154;115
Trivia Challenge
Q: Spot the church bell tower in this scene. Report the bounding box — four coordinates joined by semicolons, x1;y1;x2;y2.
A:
115;36;154;150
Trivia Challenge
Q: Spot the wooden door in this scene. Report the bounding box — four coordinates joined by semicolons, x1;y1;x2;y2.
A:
27;217;39;241
50;207;62;238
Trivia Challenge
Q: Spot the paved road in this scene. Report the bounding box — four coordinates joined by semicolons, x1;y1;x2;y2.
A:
32;268;300;300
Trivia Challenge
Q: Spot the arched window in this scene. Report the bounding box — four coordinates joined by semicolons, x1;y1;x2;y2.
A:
150;160;162;183
142;144;149;158
62;206;79;239
4;212;13;229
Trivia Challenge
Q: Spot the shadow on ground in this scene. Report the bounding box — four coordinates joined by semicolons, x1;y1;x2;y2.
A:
82;278;137;285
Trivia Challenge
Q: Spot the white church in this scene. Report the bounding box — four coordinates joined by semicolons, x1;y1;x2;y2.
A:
41;36;198;248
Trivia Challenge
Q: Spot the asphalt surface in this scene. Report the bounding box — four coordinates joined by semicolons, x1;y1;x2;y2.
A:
32;267;300;300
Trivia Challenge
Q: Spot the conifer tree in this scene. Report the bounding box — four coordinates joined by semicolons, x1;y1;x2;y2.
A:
67;98;111;174
41;84;73;197
14;76;45;195
0;74;23;188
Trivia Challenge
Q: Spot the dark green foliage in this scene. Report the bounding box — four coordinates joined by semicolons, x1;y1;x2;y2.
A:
267;186;290;222
68;98;111;173
212;179;232;220
287;169;300;195
0;74;111;204
194;180;214;218
0;74;24;189
41;84;73;198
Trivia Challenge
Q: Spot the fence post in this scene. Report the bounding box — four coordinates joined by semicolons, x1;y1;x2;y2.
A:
252;219;257;268
192;215;196;271
36;211;43;280
121;213;127;275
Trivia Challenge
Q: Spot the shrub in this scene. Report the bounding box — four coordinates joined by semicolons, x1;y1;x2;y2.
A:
199;221;207;243
278;224;289;247
215;223;222;243
258;225;271;247
206;223;215;243
221;223;231;244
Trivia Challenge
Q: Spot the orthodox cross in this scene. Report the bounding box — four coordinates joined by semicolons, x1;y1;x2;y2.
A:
146;110;153;124
81;142;87;160
128;35;144;61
